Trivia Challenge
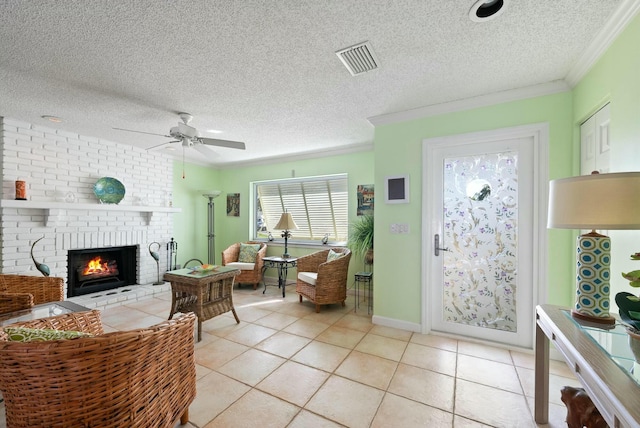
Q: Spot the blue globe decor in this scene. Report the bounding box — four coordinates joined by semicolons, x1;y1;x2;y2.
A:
93;177;125;204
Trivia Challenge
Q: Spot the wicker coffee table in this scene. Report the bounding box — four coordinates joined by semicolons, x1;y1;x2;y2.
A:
164;266;241;341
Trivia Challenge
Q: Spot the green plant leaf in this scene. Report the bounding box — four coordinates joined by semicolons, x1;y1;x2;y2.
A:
348;215;374;259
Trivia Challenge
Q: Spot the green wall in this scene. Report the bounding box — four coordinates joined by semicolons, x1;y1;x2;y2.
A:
172;162;220;266
217;151;374;277
373;92;575;325
173;150;374;279
170;13;640;330
572;13;640;305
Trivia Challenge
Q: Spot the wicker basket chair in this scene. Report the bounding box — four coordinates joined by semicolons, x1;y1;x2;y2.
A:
296;248;351;313
0;274;64;314
221;241;267;289
0;310;197;428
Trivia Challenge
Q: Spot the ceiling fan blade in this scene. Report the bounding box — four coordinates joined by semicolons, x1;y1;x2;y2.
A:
199;137;246;150
147;140;180;151
193;143;220;159
113;127;170;138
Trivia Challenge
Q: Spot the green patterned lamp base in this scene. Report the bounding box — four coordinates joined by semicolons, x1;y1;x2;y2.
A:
573;232;615;325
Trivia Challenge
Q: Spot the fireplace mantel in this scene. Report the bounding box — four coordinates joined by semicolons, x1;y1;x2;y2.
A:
0;200;181;226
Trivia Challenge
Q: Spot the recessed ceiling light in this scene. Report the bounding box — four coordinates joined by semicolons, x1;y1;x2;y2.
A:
41;115;63;123
206;129;223;134
469;0;508;22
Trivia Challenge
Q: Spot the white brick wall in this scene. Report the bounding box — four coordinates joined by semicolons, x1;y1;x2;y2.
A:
0;117;176;294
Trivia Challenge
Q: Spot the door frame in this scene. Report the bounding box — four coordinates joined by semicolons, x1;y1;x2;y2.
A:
421;123;549;349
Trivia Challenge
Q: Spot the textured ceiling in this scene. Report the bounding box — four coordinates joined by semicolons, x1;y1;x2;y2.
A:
0;0;632;166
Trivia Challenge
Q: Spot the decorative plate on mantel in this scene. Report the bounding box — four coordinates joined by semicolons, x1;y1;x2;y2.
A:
93;177;125;204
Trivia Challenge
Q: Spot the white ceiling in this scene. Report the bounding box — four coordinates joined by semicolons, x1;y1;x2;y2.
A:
0;0;635;167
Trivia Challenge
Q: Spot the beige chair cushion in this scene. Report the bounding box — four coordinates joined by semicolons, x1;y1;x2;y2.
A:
298;272;318;286
226;261;256;271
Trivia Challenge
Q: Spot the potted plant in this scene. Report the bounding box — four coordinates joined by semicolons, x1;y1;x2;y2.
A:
615;253;640;347
348;215;374;265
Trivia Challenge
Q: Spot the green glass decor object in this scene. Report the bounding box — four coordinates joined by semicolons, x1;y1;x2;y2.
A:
615;292;640;332
93;177;125;204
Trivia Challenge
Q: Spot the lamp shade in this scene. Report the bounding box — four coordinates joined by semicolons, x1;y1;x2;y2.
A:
274;212;298;230
202;190;222;199
548;172;640;230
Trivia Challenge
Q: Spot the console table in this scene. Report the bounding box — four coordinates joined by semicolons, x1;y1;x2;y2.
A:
535;304;640;427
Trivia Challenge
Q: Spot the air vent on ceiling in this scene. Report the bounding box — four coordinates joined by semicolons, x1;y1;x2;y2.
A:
335;41;379;76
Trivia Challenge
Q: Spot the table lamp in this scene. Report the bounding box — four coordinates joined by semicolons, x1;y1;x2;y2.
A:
274;211;298;258
548;171;640;324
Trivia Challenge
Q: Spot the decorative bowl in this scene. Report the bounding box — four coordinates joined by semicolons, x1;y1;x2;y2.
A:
93;177;125;204
189;264;218;274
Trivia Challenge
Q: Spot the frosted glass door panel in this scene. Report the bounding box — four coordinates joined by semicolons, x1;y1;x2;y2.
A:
442;152;518;332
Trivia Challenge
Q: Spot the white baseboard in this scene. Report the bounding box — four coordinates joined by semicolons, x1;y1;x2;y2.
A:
371;314;422;333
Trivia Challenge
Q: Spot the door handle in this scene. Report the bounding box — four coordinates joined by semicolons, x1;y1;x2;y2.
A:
434;234;450;257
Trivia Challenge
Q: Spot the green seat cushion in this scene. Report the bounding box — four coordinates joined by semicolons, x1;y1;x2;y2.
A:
238;243;261;263
4;327;93;342
327;249;344;262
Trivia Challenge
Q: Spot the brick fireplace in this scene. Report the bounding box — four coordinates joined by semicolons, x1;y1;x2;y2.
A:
0;117;177;296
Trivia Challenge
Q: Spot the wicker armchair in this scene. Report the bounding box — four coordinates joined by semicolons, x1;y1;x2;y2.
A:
296;248;352;313
221;241;267;289
0;310;197;428
0;274;64;314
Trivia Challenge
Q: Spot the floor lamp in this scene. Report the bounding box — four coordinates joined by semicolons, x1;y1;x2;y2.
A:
548;171;640;324
203;191;222;265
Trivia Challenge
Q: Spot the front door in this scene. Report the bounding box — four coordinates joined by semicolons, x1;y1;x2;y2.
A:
422;124;547;348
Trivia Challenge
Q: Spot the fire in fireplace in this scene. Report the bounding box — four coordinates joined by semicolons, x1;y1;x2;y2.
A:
78;256;119;282
67;246;137;297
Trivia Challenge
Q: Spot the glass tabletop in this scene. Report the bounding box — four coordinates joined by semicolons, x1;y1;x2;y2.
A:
165;265;238;278
564;310;640;384
263;256;298;263
0;301;90;326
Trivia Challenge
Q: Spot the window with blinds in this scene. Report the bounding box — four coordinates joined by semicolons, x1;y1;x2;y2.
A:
253;174;348;245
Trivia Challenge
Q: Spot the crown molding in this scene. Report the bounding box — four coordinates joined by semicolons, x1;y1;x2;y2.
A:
565;0;640;86
216;142;374;170
367;80;570;127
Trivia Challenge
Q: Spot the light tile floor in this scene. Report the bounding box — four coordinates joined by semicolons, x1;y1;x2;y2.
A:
0;282;579;427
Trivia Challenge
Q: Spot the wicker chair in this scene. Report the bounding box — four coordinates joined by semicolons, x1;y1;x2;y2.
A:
0;274;64;314
221;241;267;289
296;248;352;313
0;310;197;428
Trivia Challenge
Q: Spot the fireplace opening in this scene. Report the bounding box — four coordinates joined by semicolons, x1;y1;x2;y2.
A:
67;246;137;297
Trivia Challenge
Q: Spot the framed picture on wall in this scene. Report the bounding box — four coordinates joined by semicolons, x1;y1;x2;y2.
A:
356;184;374;216
385;175;409;204
227;193;240;216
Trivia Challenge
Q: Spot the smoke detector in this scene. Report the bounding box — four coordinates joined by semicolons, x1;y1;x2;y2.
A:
335;41;379;76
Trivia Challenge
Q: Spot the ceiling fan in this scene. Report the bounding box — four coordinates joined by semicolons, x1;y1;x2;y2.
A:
114;112;246;158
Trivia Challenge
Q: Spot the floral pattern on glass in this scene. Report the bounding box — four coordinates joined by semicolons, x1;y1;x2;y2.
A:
442;152;518;332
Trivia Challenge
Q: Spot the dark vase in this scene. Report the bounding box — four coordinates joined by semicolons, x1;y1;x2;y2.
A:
364;249;374;265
